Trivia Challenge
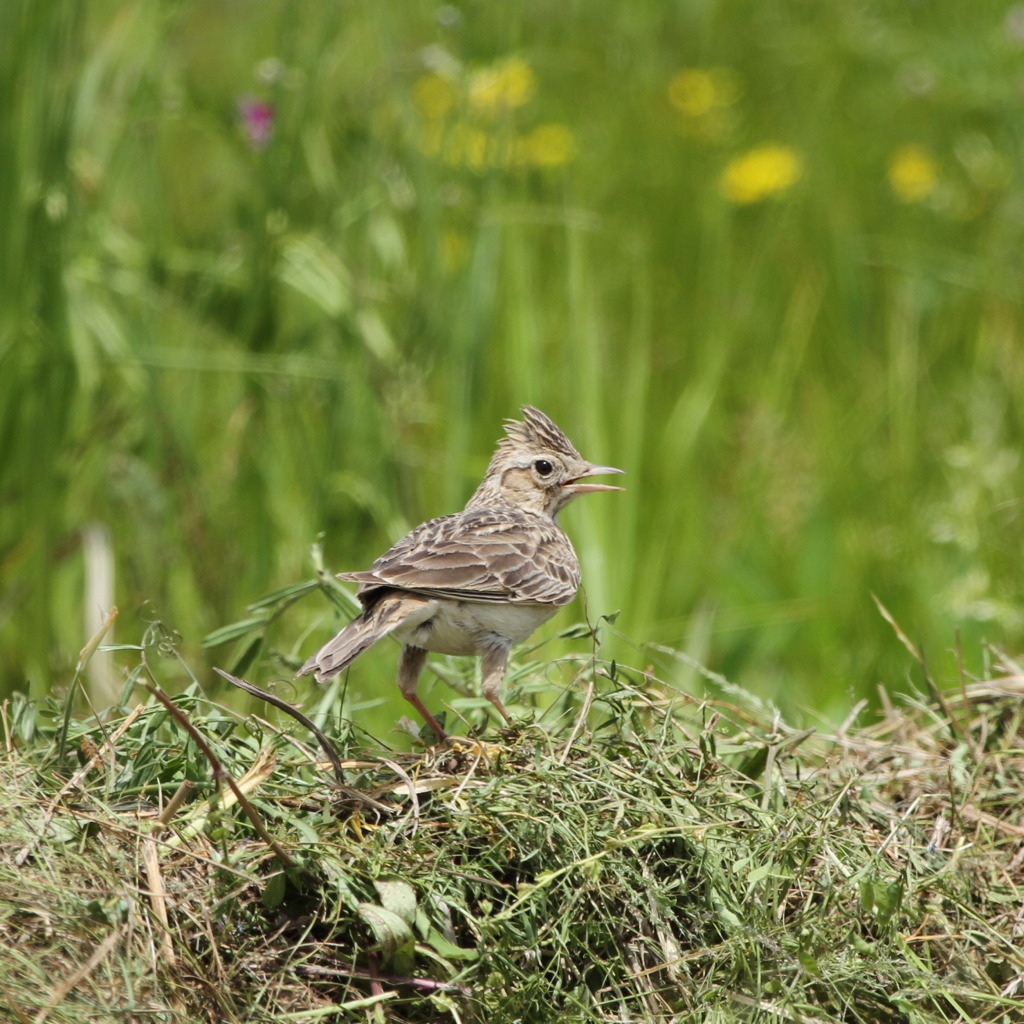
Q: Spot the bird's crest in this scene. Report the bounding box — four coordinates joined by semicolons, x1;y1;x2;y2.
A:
500;406;582;460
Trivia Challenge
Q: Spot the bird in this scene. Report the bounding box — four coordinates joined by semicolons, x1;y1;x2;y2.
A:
297;406;623;742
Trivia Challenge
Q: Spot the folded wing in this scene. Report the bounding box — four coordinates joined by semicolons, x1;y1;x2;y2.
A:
341;508;581;607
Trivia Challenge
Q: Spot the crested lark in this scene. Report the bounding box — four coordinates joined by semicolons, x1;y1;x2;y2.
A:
298;406;623;742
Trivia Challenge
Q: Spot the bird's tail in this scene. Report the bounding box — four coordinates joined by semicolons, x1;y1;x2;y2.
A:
296;593;431;681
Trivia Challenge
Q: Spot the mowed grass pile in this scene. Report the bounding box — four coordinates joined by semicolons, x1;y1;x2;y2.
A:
2;639;1022;1023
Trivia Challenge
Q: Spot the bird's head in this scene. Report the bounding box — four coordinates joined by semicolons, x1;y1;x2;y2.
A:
467;406;624;519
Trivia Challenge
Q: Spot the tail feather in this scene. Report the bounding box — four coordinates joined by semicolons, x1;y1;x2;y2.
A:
297;593;432;681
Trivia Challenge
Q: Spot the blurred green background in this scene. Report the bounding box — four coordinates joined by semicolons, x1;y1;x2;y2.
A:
3;0;1022;731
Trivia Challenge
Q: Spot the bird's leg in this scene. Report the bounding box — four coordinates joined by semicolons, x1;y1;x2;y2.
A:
398;645;449;743
480;645;513;724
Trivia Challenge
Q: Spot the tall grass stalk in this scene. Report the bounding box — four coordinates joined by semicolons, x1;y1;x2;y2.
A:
0;2;83;696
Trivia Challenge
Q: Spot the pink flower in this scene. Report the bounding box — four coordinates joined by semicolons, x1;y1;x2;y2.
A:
238;97;274;149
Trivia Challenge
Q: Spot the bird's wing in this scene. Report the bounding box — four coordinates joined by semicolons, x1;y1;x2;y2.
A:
339;509;581;607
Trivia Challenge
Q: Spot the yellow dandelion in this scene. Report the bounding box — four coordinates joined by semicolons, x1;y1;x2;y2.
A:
519;123;576;168
668;67;741;118
888;144;938;203
468;57;536;117
720;144;803;204
413;73;458;121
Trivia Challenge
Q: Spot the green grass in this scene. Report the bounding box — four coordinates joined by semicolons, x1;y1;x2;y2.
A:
2;635;1023;1023
2;0;1023;728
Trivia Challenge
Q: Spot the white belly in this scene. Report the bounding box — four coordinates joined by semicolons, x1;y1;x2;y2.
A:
392;599;558;656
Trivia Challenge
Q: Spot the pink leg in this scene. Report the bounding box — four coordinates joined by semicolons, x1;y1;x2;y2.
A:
398;645;449;743
480;645;512;724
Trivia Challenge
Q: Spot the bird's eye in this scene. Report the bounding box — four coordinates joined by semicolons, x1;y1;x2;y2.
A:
534;459;554;477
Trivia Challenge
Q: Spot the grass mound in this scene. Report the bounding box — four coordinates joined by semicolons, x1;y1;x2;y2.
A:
2;645;1023;1023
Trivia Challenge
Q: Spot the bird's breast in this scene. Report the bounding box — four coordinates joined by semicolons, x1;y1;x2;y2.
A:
392;599;558;656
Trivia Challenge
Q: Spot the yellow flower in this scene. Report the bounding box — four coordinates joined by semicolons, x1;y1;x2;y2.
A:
720;144;804;204
519;123;576;168
413;73;458;121
668;67;741;118
888;144;938;203
412;55;572;174
468;57;536;116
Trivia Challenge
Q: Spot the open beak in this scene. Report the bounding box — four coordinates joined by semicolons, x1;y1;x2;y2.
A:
566;464;625;493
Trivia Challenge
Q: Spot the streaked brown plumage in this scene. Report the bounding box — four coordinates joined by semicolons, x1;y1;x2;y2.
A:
298;406;623;741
